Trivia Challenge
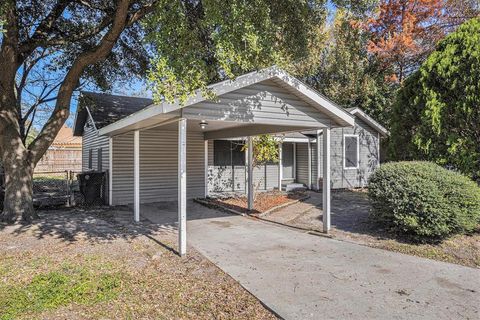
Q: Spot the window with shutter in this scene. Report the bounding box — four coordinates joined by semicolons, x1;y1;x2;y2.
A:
344;135;359;169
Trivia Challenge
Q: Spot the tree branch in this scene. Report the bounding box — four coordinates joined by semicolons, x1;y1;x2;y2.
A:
19;0;74;62
28;0;135;163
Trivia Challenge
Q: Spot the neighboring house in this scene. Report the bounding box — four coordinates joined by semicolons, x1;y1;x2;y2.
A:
36;125;82;172
72;67;385;255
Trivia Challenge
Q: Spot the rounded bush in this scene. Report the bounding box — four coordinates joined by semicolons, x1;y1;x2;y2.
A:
368;161;480;240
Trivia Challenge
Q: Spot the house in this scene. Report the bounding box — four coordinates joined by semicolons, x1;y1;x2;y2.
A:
73;67;387;255
36;125;82;172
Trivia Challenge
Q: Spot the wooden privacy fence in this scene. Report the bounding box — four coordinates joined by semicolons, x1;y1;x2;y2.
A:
36;149;82;172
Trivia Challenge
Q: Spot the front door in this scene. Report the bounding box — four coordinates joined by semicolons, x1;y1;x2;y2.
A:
282;143;294;180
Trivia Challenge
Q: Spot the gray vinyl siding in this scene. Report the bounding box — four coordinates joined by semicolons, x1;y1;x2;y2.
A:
294;117;380;189
82;116;109;171
329;118;379;188
183;80;332;127
207;139;279;194
111;127;205;205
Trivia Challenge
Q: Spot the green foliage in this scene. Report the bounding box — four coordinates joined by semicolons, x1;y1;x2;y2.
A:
0;263;122;320
389;18;480;181
368;161;480;241
145;0;326;104
243;134;280;168
303;10;396;126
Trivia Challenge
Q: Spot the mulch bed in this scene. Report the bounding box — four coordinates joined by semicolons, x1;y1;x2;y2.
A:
207;191;307;214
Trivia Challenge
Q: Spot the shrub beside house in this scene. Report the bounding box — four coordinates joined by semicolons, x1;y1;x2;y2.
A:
368;161;480;241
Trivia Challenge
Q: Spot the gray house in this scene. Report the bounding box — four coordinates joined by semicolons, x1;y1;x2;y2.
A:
73;67;387;255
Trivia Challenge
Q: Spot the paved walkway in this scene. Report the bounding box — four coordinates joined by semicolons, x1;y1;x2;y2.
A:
142;201;480;320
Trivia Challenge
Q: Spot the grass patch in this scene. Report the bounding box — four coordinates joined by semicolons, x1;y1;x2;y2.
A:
0;263;123;320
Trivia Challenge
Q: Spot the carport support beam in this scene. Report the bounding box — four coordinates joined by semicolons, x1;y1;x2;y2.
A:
134;130;140;222
278;142;283;191
322;127;331;233
247;136;254;211
178;118;187;256
316;130;321;191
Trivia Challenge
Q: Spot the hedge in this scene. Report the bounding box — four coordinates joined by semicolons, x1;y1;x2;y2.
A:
368;161;480;240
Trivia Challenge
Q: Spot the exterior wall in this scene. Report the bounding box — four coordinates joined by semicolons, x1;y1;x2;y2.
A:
295;118;380;189
111;127;205;205
207;140;280;194
81;116;109;171
183;80;332;127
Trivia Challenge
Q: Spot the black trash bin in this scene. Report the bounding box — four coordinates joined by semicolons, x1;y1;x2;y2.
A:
78;171;105;205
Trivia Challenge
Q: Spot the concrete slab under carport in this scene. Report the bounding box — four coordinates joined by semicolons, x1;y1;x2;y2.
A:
140;200;480;320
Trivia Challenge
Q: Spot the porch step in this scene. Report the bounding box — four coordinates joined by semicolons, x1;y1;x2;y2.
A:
283;183;306;192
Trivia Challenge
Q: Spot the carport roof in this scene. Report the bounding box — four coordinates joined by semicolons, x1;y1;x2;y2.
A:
74;67;356;137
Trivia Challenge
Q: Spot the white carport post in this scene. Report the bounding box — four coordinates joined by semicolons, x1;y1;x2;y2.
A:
204;140;208;198
322;127;331;233
133;130;140;222
178;118;187;256
278;142;283;191
316;130;321;190
247;136;254;210
307;140;312;189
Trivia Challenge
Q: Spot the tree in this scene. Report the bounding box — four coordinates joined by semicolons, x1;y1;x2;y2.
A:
242;135;280;202
0;0;158;222
145;0;326;104
389;18;480;181
1;0;327;222
304;9;396;126
366;0;446;82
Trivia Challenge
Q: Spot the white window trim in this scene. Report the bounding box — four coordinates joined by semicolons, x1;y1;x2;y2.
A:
343;134;359;170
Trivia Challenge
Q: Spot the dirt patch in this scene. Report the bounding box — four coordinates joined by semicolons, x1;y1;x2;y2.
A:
205;191;306;215
263;190;480;268
0;208;276;319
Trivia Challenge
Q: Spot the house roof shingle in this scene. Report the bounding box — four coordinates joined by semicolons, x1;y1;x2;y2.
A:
73;91;152;136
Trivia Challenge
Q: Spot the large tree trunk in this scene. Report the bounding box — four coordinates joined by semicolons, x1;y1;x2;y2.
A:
1;150;37;222
0;120;38;222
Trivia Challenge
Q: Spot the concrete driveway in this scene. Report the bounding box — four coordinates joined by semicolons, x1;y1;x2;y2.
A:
143;201;480;320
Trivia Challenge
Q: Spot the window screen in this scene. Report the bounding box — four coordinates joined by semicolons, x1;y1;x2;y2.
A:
213;140;245;166
344;136;359;169
97;148;103;171
231;142;245;166
88;149;93;169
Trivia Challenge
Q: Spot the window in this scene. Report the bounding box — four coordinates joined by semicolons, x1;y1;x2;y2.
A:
97;148;103;171
344;135;359;169
88;149;93;169
213;140;245;166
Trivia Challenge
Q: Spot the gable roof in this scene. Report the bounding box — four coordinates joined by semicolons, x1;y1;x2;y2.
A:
345;107;389;137
97;67;356;136
75;68;383;137
73;92;152;136
52;125;82;148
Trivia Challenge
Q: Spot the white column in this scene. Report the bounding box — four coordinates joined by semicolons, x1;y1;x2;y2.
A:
247;136;254;210
133;130;140;222
204;140;208;198
278;143;283;191
322;127;331;233
293;142;296;180
316;130;321;191
108;137;113;205
178;118;187;256
307;140;312;189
